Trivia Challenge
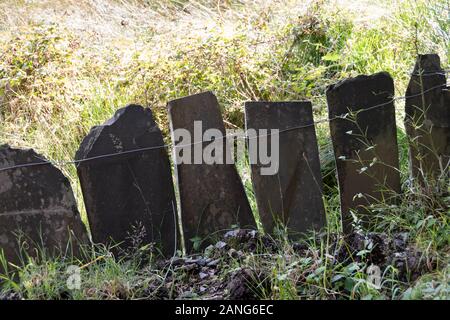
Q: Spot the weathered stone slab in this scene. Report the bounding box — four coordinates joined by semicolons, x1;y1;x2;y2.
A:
75;104;177;256
0;145;88;273
405;54;450;182
326;72;401;233
168;91;255;252
244;101;326;236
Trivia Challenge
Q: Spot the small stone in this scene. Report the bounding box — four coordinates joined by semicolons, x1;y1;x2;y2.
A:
198;259;208;266
207;259;220;267
224;230;239;239
199;272;209;280
215;241;228;250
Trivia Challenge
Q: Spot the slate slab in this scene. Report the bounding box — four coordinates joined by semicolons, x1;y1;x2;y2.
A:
244;101;326;236
0;145;88;274
404;54;450;182
168;91;255;252
326;72;401;233
75;104;177;256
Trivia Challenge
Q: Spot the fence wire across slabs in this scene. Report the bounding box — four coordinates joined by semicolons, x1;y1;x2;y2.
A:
0;83;447;174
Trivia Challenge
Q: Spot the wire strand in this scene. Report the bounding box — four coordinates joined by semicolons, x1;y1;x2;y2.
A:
0;82;447;173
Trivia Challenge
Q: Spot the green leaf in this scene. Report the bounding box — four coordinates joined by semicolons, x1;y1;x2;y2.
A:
322;53;340;62
344;277;355;291
190;236;202;251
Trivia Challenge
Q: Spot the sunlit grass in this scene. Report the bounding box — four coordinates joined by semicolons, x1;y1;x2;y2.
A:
0;0;448;300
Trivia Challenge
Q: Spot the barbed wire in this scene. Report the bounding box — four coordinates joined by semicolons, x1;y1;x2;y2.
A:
0;82;447;174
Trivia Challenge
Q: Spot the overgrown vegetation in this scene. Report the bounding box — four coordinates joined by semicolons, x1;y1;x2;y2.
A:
0;0;449;300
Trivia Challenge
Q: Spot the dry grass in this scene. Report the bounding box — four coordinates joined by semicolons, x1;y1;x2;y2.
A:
0;0;448;300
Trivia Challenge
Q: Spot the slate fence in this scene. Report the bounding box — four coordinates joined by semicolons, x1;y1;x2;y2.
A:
0;54;449;270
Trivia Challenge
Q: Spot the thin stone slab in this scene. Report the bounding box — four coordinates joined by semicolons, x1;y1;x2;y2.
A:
75;105;177;256
326;72;401;233
245;101;326;236
405;54;450;182
0;145;88;274
168;91;255;252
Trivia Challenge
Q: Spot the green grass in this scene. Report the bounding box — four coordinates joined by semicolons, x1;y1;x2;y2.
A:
0;0;449;300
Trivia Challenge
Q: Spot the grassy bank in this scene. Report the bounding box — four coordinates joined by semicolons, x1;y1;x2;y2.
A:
0;0;449;299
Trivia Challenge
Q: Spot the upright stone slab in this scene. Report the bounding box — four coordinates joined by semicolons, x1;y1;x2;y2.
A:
245;101;326;236
75;105;177;256
0;145;88;274
326;72;401;233
168;92;255;252
405;54;450;182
